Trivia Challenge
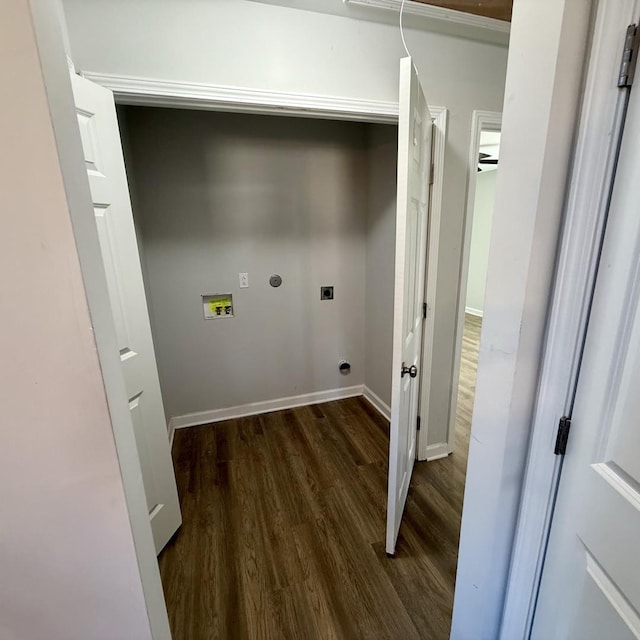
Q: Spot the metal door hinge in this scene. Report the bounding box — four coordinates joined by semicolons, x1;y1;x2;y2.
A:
417;415;421;431
423;302;428;319
554;416;572;455
619;24;640;87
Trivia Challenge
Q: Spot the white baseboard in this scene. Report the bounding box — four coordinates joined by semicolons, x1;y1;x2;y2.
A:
168;423;175;450
168;385;364;430
465;306;484;318
362;385;391;422
424;442;451;461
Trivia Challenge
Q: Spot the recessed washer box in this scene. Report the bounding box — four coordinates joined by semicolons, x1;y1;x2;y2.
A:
203;294;234;319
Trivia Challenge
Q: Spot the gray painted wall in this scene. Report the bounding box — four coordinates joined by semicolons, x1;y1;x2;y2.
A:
465;169;497;316
62;0;508;460
120;108;371;419
364;125;398;408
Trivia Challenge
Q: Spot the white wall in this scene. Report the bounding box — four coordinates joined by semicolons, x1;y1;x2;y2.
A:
121;107;369;419
364;124;398;408
451;0;593;637
61;0;508;447
465;169;497;316
0;1;152;637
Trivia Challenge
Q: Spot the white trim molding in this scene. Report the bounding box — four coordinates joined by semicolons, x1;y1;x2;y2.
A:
448;110;501;456
247;0;508;44
363;386;391;422
81;72;399;124
344;0;509;43
424;442;450;461
169;385;364;430
500;1;639;637
82;73;448;130
346;0;509;31
417;106;448;461
465;306;483;318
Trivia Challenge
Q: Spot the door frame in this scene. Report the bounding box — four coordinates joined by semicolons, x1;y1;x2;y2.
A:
445;109;501;457
500;0;639;636
82;71;400;123
83;70;448;432
416;107;448;460
74;70;447;633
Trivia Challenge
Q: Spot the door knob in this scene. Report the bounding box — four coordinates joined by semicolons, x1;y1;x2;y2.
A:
401;363;418;378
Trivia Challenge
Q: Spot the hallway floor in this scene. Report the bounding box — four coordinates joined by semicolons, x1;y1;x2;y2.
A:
159;315;481;639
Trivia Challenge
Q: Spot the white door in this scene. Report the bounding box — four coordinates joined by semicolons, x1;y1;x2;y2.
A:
71;74;181;554
532;66;640;638
386;57;433;555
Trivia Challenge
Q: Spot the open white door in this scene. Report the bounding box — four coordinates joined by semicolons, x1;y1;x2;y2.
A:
70;74;181;554
532;71;640;638
386;57;433;556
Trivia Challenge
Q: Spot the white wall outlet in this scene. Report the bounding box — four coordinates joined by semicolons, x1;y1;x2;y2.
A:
239;272;249;288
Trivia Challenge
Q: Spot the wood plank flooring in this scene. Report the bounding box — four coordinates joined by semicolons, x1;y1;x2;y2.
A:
159;314;482;639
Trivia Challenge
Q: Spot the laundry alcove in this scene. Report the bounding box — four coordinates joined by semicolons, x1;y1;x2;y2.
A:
117;106;399;428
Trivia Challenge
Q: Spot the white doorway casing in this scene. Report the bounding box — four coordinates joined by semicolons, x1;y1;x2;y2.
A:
501;0;640;636
452;0;595;637
416;106;448;461
86;71;448;444
445;109;501;458
75;66;447;636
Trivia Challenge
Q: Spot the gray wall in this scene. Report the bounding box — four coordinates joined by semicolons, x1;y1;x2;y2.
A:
364;125;398;408
465;169;497;316
121;108;370;419
62;0;508;461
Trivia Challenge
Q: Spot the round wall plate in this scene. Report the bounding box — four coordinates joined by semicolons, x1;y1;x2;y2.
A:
269;274;282;288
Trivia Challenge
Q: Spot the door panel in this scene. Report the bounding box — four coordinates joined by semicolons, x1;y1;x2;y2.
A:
532;67;640;639
94;204;130;346
571;561;639;640
386;57;432;555
71;74;181;554
129;393;157;513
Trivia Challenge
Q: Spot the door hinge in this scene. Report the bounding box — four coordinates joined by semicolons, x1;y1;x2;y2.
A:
423;302;428;319
417;415;421;431
618;24;640;87
554;416;572;455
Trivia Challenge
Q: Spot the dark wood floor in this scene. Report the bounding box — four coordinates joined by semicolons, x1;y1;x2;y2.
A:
159;315;481;640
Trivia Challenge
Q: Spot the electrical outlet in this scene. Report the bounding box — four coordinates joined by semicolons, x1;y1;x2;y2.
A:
239;272;249;288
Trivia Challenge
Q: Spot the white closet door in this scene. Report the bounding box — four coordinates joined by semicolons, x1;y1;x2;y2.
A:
71;74;181;554
386;57;433;555
532;66;640;639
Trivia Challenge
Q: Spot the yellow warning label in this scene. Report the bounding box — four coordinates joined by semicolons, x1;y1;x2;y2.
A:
207;296;232;316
